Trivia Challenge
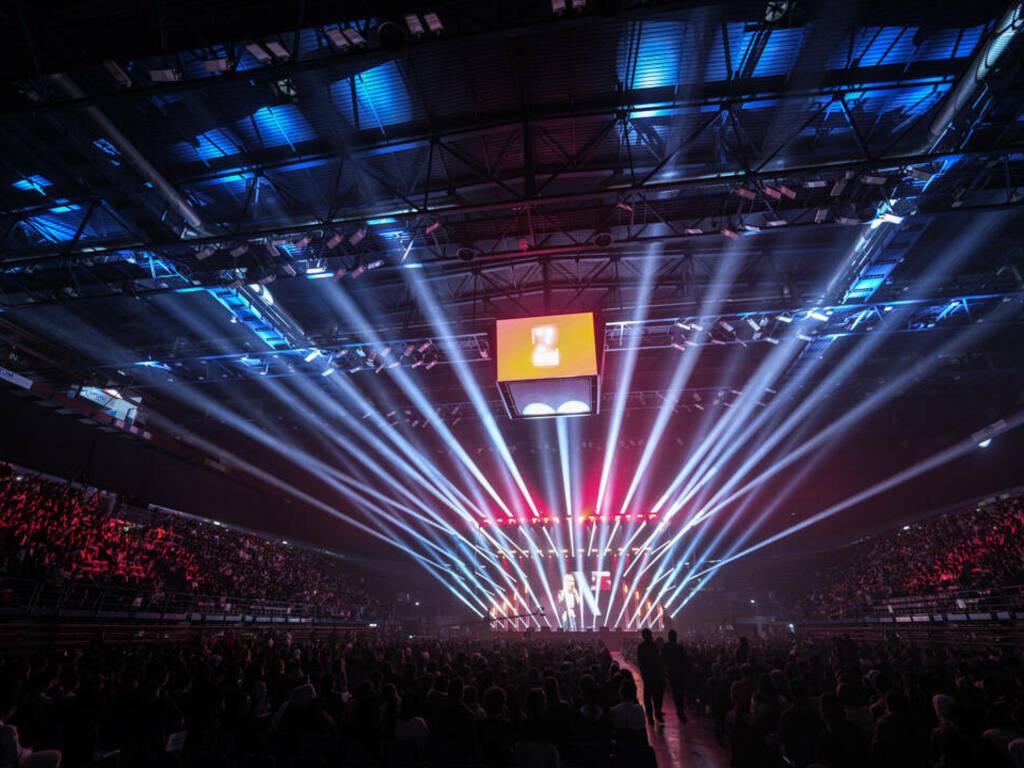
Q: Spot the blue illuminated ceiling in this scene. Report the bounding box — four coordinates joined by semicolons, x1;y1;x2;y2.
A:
0;0;1022;396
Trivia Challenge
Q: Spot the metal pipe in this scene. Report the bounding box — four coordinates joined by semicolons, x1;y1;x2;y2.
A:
926;3;1024;148
47;73;209;235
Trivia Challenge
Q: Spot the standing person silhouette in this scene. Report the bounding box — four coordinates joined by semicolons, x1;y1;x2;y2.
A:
661;629;689;723
636;628;665;724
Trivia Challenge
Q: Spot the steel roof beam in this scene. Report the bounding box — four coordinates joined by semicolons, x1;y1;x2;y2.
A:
5;142;1022;268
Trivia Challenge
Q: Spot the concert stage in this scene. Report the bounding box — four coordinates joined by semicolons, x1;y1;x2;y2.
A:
471;627;667;651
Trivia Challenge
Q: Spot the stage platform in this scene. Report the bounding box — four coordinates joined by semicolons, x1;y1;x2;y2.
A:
471;628;669;651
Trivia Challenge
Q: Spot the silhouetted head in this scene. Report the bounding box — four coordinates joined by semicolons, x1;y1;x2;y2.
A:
668;629;678;643
641;628;653;642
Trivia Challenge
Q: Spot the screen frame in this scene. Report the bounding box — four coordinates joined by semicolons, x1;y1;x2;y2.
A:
492;311;604;419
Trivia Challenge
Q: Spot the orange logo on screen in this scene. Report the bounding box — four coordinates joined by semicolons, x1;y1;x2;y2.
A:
496;312;597;382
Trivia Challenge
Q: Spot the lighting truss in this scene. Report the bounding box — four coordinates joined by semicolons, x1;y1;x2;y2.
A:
106;290;1024;387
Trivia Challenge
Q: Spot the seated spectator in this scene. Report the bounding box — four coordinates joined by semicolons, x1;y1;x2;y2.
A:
0;683;62;768
816;692;868;768
609;677;646;745
478;687;514;768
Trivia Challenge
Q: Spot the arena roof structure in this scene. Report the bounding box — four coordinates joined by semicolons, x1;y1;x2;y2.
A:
1;0;1024;621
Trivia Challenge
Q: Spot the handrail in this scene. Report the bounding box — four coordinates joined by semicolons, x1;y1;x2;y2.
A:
0;574;382;625
800;583;1024;621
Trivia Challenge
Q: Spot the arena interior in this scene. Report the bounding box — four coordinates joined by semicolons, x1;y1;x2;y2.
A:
2;1;1024;766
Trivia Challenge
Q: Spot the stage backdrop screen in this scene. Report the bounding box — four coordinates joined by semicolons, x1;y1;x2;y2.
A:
496;312;598;383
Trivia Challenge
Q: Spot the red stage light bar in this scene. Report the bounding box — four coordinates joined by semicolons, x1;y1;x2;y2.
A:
477;512;659;527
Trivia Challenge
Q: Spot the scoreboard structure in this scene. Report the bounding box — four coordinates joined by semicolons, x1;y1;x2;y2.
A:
495;311;601;419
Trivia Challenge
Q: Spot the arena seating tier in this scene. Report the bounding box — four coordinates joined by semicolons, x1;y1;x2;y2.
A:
798;493;1024;620
0;468;379;620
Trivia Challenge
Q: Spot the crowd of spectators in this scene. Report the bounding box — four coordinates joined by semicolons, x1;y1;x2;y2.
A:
0;467;379;620
621;631;1024;767
800;494;1024;619
0;632;659;768
2;629;1024;768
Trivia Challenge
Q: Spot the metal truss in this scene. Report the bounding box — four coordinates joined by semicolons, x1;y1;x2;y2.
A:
4;11;1024;311
3;144;1024;316
109;290;1024;389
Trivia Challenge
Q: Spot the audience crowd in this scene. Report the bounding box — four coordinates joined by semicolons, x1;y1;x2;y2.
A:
5;464;1024;767
800;494;1024;619
1;630;1023;768
624;630;1024;767
0;633;655;768
0;469;379;619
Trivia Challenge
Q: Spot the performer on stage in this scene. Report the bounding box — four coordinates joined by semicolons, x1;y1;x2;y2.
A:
557;573;579;630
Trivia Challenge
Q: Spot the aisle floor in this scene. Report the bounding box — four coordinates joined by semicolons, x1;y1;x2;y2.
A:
614;653;731;768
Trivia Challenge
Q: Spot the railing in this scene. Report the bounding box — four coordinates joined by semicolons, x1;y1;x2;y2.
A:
0;575;383;627
799;583;1024;624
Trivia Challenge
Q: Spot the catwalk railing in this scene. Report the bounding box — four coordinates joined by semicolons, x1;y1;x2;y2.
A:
0;575;383;626
799;583;1024;625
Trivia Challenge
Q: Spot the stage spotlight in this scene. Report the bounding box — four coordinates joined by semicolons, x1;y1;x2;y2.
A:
245;43;272;62
203;58;234;73
103;60;133;87
978;438;992;448
404;14;425;35
149;68;181;83
342;28;367;46
557;400;590;415
304;350;319;363
523;403;556;416
326;27;350;49
424;13;444;33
